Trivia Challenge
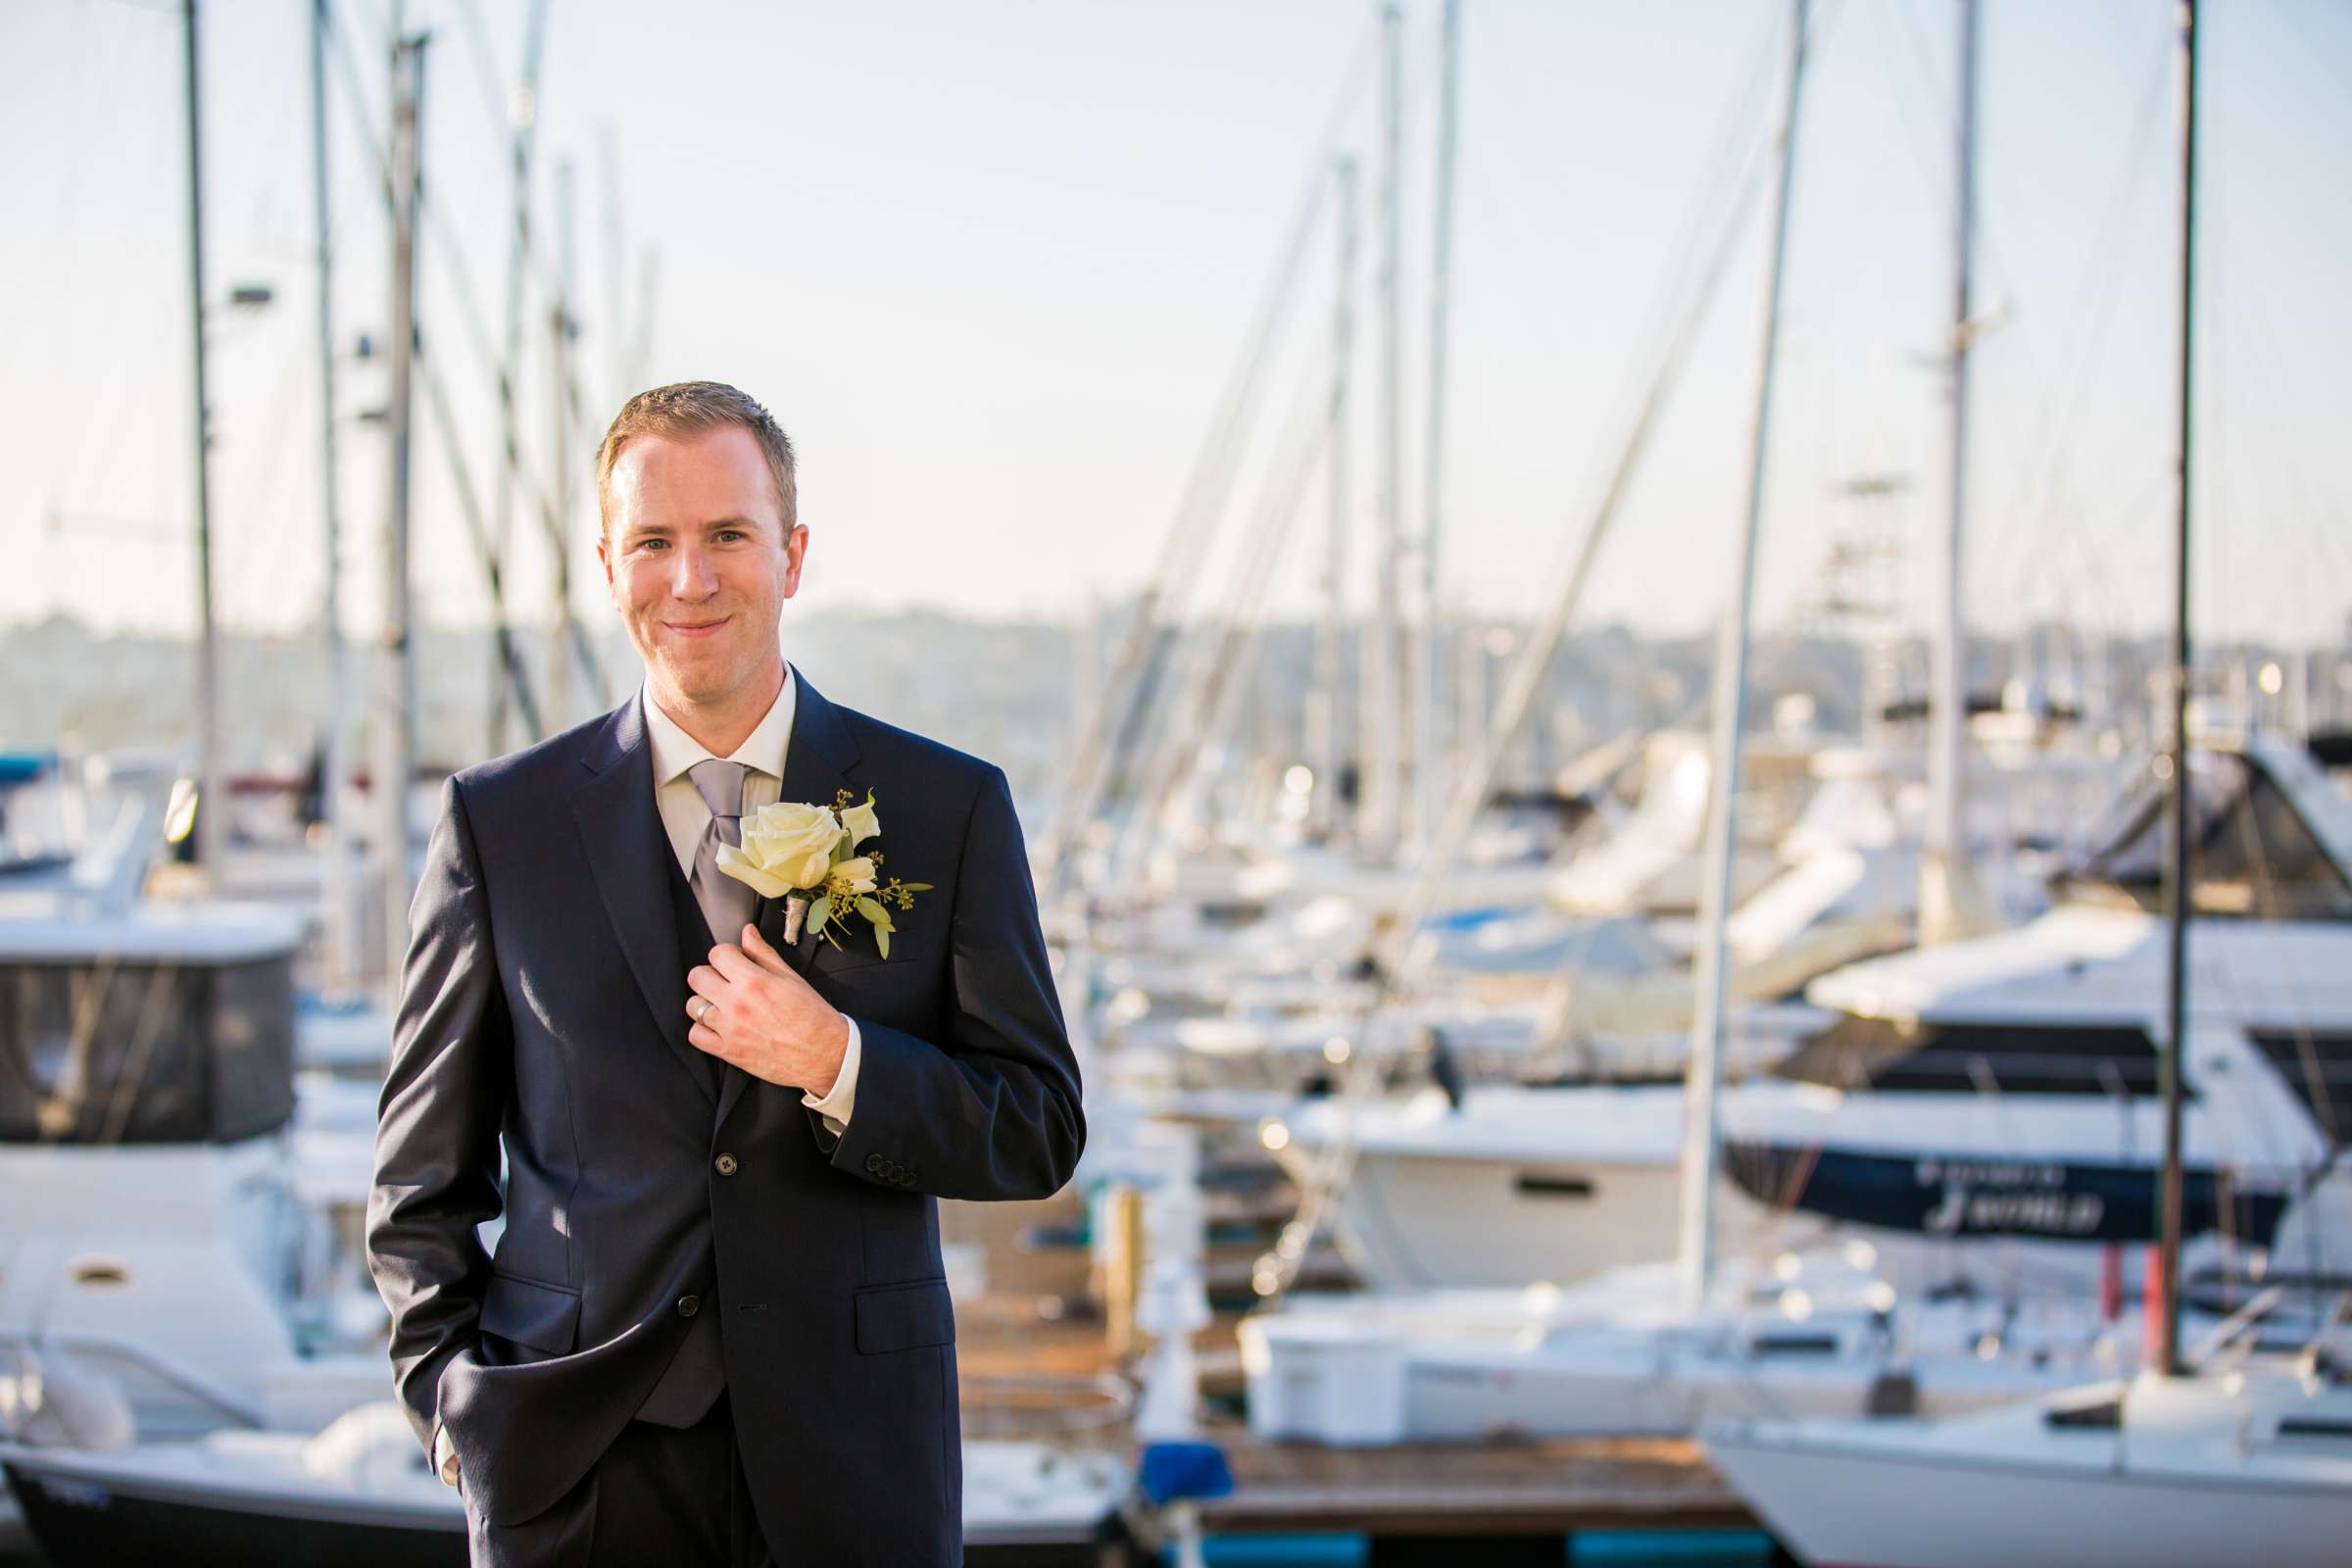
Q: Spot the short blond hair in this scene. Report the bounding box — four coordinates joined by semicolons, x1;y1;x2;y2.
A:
595;380;798;536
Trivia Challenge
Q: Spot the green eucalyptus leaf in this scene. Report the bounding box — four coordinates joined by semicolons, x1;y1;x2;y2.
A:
875;927;890;959
808;896;832;937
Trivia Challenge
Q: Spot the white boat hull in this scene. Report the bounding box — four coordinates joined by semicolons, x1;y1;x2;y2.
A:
1708;1365;2352;1568
1709;1424;2352;1568
1243;1259;2152;1446
1336;1144;1756;1289
1280;1087;1817;1290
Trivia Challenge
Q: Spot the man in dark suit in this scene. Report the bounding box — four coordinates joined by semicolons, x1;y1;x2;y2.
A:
367;381;1085;1566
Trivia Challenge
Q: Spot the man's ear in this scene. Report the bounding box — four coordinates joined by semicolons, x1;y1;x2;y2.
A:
595;531;619;605
781;523;809;600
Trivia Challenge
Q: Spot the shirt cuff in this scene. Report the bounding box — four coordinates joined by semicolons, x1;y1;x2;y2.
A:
433;1425;460;1486
802;1016;860;1134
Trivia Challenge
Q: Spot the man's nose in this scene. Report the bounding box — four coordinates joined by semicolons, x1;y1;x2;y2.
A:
669;542;718;599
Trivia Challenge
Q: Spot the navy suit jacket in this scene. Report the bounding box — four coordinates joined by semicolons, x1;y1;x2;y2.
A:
366;669;1085;1562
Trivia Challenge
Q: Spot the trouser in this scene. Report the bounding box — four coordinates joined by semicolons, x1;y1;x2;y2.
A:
466;1394;771;1568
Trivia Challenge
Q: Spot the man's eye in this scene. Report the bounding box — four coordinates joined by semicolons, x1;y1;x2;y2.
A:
716;530;746;543
637;538;668;551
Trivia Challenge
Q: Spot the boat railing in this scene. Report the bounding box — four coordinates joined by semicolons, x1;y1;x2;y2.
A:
0;1331;266;1435
2183;1284;2286;1373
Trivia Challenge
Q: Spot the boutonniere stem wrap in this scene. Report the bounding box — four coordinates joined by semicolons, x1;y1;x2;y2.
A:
714;789;931;957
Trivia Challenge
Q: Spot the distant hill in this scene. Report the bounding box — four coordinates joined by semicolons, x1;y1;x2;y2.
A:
0;609;2266;811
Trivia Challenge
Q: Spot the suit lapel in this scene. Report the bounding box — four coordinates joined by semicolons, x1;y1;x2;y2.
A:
717;664;863;1128
570;694;720;1106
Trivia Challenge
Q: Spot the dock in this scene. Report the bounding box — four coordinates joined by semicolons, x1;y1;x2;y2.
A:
946;1191;1765;1564
1198;1429;1751;1541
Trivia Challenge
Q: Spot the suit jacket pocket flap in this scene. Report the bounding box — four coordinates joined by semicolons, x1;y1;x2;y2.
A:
480;1271;581;1355
812;940;893;978
854;1277;955;1354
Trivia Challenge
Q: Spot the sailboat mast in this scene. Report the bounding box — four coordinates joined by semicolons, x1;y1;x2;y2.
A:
1362;0;1403;856
1313;154;1358;840
1415;0;1463;850
488;0;551;754
2155;0;2199;1380
1921;0;1984;947
600;123;628;408
1679;0;1811;1313
547;157;579;733
181;0;225;880
311;0;357;992
377;32;426;995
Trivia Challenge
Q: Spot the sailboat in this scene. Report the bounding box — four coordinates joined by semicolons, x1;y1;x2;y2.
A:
1241;4;2352;1466
1705;1307;2352;1568
1700;8;2352;1563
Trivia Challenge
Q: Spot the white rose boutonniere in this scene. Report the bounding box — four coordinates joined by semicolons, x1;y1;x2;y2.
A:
714;788;931;958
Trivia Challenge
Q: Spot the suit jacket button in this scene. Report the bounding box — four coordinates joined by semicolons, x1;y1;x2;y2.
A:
677;1295;701;1319
714;1152;739;1177
864;1153;885;1175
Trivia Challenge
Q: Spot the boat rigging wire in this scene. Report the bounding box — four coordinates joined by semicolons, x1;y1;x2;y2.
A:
1982;27;2174;634
1040;11;1384;893
320;7;609;710
1256;0;1851;1304
1114;348;1342;879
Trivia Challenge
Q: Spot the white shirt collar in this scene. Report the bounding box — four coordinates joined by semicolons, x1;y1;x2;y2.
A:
641;663;798;787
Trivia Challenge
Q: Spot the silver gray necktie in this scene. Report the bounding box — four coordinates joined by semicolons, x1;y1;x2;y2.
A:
644;759;752;1431
688;758;757;944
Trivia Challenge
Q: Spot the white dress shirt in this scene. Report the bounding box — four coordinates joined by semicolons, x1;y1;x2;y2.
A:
640;664;862;1131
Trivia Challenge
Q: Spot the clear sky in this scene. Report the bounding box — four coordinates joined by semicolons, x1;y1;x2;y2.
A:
4;0;2348;657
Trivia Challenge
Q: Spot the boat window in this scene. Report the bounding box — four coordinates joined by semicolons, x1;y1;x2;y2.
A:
2274;1418;2352;1441
1772;1012;2173;1098
1747;1333;1841;1356
2042;1392;2122;1429
2055;753;2352;920
0;956;295;1144
2246;1031;2352;1148
1513;1173;1597;1200
67;1255;130;1288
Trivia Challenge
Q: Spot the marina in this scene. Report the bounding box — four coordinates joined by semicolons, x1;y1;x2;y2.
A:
8;0;2352;1563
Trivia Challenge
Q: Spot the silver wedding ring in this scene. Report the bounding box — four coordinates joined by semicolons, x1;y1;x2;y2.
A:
692;998;712;1022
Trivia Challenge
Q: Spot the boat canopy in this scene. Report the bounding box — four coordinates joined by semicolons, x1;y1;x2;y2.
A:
0;752;58;788
2054;745;2352;920
1771;1010;2173;1098
0;911;299;1145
